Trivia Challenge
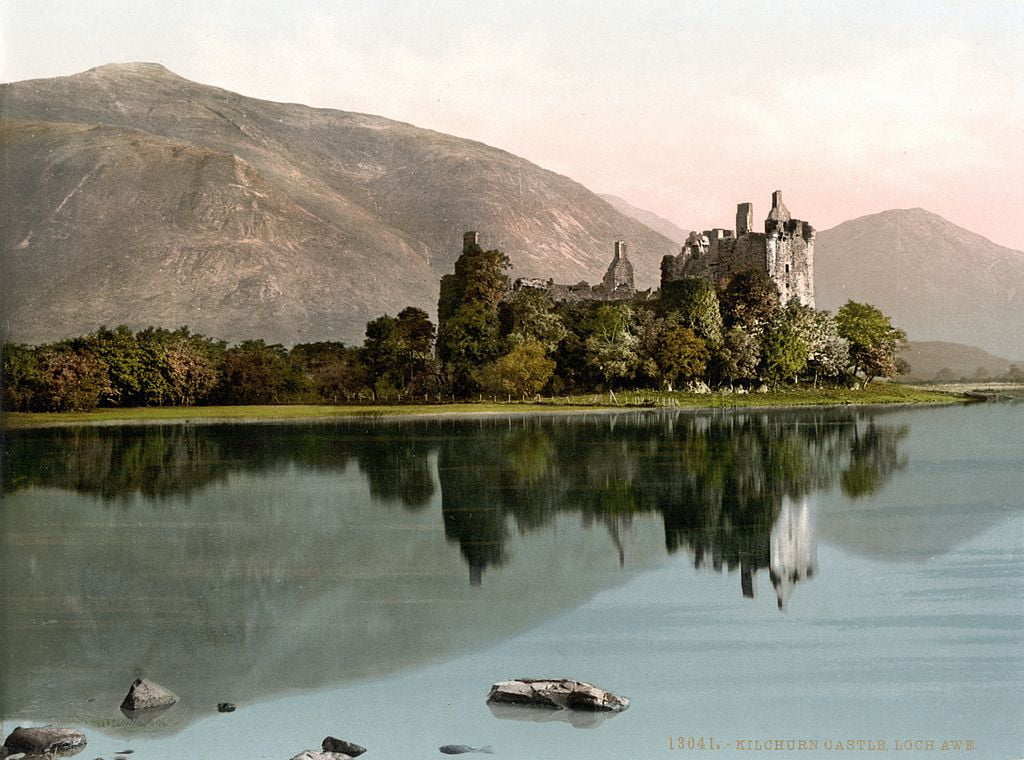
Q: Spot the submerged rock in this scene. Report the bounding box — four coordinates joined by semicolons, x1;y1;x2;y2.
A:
217;702;237;713
321;737;366;757
289;752;353;760
486;678;629;712
2;725;87;755
120;678;178;711
439;744;494;754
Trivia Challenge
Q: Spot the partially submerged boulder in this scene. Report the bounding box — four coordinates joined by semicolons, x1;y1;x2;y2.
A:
486;678;629;712
289;752;353;760
120;678;178;711
322;737;366;757
3;725;87;755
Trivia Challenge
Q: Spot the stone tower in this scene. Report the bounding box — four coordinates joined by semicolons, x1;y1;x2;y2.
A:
602;240;635;293
660;191;815;308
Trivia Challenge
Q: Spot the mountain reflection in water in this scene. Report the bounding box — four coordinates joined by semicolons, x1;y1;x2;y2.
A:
1;409;909;729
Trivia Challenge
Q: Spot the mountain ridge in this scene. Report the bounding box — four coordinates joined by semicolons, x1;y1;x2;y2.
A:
0;63;679;345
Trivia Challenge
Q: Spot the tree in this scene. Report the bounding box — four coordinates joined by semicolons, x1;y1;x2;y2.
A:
218;340;297;404
500;287;567;354
583;304;639;390
718;270;781;333
650;324;709;391
835;301;906;388
34;344;114;411
716;328;761;388
1;343;42;411
660;277;723;347
760;308;809;385
477;338;555;398
436;239;511;395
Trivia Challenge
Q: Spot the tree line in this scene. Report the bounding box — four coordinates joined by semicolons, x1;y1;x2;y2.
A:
1;239;907;411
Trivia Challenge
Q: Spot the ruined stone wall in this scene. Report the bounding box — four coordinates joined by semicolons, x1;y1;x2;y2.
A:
660;193;815;308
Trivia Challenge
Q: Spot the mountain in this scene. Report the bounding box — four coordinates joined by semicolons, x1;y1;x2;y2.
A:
599;193;690;245
896;341;1020;382
815;209;1024;358
0;63;678;345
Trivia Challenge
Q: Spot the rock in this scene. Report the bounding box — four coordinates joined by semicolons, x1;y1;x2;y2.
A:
439;745;495;754
321;737;366;757
120;678;178;711
486;678;629;713
217;702;237;713
3;725;88;755
289;752;353;760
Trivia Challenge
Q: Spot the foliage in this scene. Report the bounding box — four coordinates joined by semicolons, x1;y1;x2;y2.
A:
477;338;555;398
660;277;724;346
835;301;906;387
718;270;781;333
437;239;511;394
500;288;567;354
716;328;761;387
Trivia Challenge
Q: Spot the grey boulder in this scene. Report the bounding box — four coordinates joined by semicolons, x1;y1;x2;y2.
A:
322;737;366;757
120;678;178;711
289;752;353;760
3;725;87;755
486;678;629;712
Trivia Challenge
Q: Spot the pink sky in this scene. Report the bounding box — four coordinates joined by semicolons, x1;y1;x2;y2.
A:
3;0;1022;249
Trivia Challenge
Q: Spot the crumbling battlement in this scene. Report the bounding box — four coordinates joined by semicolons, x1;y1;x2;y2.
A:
513;240;638;303
661;191;815;307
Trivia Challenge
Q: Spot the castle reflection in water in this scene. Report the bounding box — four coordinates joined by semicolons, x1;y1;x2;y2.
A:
4;408;904;611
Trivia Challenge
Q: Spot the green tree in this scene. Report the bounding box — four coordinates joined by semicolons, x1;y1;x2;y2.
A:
660;277;723;347
835;301;906;388
501;288;567;354
436;238;511;395
218;340;297;404
1;343;42;411
718;270;781;333
584;304;639;390
760;310;809;385
34;344;114;411
651;324;709;391
716;327;761;388
477;338;556;398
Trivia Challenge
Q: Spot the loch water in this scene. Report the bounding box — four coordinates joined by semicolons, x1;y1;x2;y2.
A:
2;404;1022;759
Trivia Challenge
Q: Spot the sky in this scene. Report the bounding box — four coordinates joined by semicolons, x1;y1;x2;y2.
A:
2;0;1023;249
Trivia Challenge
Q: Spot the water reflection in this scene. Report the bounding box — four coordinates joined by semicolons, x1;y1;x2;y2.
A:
1;409;912;729
3;411;908;604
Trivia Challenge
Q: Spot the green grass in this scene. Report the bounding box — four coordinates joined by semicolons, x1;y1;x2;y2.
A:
2;383;965;428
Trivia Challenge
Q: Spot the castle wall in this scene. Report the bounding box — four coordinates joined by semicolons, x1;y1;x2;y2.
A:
661;192;815;308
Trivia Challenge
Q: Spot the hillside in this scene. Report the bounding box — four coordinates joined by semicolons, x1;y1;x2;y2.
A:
897;341;1020;382
0;63;678;345
599;193;689;245
815;209;1024;358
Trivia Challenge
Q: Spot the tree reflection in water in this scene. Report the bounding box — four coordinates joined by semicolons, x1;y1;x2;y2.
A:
4;409;907;608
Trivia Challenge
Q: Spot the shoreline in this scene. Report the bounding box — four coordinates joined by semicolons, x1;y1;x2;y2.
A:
1;385;972;429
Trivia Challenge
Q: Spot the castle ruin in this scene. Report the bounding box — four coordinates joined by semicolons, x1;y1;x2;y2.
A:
661;191;815;307
513;240;639;303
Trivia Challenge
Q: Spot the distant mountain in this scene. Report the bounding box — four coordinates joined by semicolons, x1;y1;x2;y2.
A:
815;209;1024;358
0;63;678;345
599;193;690;245
897;341;1020;381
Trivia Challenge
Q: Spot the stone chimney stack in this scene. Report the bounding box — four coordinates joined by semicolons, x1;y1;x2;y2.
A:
463;231;479;252
614;240;628;259
736;203;753;235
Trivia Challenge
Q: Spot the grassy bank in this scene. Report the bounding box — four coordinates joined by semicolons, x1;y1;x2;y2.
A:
1;383;967;429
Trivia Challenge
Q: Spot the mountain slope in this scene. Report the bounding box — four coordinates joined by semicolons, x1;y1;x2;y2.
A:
815;208;1024;358
897;341;1020;381
599;193;690;245
0;63;678;344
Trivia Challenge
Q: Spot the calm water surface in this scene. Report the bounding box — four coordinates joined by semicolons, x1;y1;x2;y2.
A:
2;404;1022;759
